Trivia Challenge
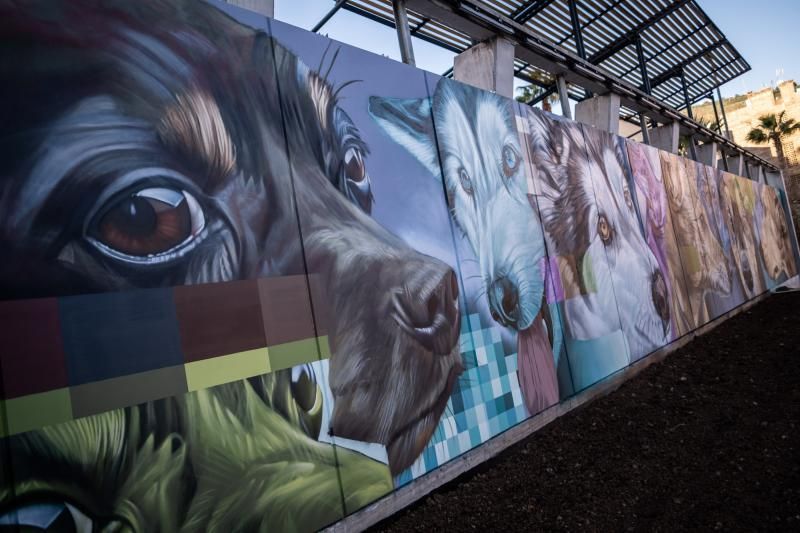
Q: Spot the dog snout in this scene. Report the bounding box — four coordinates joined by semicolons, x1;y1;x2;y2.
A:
488;276;520;328
651;269;670;334
393;269;460;355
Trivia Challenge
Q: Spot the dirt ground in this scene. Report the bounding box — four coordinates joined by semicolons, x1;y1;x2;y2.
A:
372;292;800;532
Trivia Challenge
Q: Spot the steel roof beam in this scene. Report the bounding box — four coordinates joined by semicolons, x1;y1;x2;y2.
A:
647;39;728;91
510;0;555;24
615;21;711;81
587;0;692;65
555;0;625;46
656;55;740;103
390;0;775;170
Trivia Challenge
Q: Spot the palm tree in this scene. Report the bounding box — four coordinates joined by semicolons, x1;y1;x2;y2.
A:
516;70;558;112
745;111;800;168
516;77;560;112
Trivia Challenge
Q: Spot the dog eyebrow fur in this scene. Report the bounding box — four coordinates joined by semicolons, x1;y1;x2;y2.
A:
158;88;236;184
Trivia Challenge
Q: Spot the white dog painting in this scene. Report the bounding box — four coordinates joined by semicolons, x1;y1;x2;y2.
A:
369;78;559;415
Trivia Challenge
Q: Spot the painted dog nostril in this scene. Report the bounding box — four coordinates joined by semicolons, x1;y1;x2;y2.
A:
449;270;459;303
394;268;460;355
488;277;519;327
651;270;670;323
502;286;518;317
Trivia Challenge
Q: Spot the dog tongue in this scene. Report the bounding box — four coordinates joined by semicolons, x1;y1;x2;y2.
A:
517;315;559;414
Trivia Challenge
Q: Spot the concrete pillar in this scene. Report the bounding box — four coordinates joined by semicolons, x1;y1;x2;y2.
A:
726;154;745;176
649;122;680;154
226;0;273;17
574;93;621;135
453;37;515;99
696;142;719;168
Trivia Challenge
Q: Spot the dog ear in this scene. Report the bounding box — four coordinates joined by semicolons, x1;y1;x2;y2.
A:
368;96;439;176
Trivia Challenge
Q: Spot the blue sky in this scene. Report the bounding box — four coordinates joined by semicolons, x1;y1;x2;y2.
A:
274;0;800;99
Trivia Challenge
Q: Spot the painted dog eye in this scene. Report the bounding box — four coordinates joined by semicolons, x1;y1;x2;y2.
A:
0;501;95;531
291;364;319;413
90;187;205;261
502;144;519;177
459;167;473;195
343;146;366;183
597;213;613;245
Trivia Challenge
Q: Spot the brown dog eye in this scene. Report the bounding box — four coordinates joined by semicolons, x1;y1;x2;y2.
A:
94;188;204;258
597;213;613;244
502;144;519;177
344;147;366;183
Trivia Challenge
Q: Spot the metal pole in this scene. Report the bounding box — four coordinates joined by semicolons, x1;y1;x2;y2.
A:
567;0;587;59
709;92;722;134
634;34;652;145
716;87;731;139
556;75;572;119
634;35;651;94
679;68;694;120
567;0;591;98
393;0;416;66
679;68;697;159
311;0;346;33
721;151;729;172
639;114;651;145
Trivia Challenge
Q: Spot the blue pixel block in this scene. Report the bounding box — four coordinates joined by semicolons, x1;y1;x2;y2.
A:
59;288;183;385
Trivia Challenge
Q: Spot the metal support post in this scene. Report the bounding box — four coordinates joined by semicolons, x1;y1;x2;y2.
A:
679;68;697;159
567;0;591;97
312;0;346;33
393;0;416;66
635;35;651;94
556;75;571;119
639;114;651;145
716;87;731;139
709;92;722;134
634;34;652;145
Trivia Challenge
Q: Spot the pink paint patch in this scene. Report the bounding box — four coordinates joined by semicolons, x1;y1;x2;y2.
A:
517;315;559;415
543;256;564;303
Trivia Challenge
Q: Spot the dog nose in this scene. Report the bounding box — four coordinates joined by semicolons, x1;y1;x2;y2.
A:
488;276;520;328
393;269;460;355
651;269;670;334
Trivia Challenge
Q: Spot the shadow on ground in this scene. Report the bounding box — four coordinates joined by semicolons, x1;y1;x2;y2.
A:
372;293;800;532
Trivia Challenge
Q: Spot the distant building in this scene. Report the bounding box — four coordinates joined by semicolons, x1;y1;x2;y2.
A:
694;81;800;176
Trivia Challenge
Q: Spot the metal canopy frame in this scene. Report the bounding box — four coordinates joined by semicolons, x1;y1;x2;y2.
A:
329;0;776;171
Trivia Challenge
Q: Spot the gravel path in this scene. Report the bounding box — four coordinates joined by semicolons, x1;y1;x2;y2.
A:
372;292;800;532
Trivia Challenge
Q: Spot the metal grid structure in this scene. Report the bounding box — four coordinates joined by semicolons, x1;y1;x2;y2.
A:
341;0;748;112
330;0;776;171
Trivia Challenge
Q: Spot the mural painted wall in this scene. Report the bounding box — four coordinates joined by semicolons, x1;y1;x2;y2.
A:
0;1;797;531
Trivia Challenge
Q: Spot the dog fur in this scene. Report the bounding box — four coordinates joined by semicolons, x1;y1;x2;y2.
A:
525;109;670;363
369;78;559;414
759;184;796;281
0;0;462;475
626;141;694;337
661;155;732;326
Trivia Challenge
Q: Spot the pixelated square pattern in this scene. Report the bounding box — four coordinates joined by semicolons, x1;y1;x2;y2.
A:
396;312;528;485
0;298;68;399
174;279;266;362
59;288;183;386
